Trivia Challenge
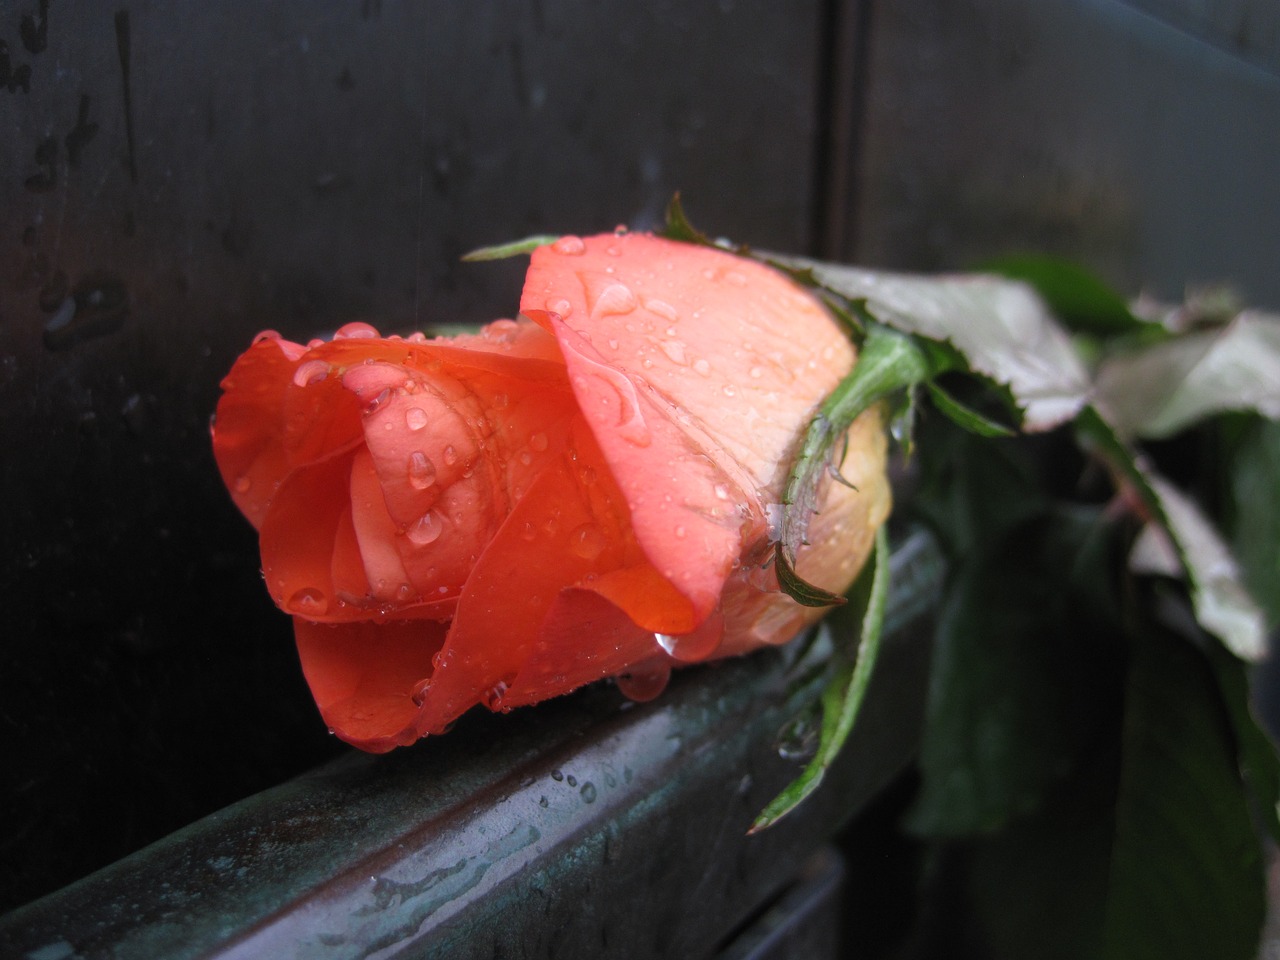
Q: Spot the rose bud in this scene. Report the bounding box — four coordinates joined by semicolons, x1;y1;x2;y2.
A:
212;233;890;752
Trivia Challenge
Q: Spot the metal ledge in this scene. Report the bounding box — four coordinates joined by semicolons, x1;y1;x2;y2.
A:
0;531;943;960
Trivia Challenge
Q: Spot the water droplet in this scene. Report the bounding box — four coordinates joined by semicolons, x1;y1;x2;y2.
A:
570;523;606;560
563;339;651;446
287;587;327;614
605;245;621;257
364;388;391;416
529;432;549;452
538;795;549;807
713;483;730;501
234;475;252;493
410;677;431;706
292;359;330;387
591;283;637;319
396;583;414;600
551;235;586;256
520;521;537;541
656;609;724;662
406;331;428;343
491;393;509;410
546;297;573;317
580;782;597;803
406;511;444;545
551;768;564;782
577;465;597;486
643;297;679;322
566;774;578;787
616;661;672;702
693;358;712;376
407;452;436;490
613;223;629;236
749;366;764;379
674;525;687;539
519;450;533;466
334;321;379;339
658;339;687;365
606;338;619;350
727;271;748;287
722;384;737;397
442;445;459;466
484;319;521;343
543;517;560;537
405;407;429;431
484;680;509;711
776;712;820;763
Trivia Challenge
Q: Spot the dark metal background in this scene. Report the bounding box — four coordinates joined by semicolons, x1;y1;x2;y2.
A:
2;0;1278;927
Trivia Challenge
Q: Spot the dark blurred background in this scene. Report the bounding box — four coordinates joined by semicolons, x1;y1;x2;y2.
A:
1;0;1277;913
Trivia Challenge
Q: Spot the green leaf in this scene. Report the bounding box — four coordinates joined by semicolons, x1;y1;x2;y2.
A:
460;235;560;261
1101;627;1266;960
906;511;1123;836
659;193;713;246
924;380;1016;437
750;527;890;832
1095;311;1280;438
1225;417;1280;627
1206;640;1280;846
1076;408;1267;661
771;256;1091;431
777;324;930;588
981;253;1145;336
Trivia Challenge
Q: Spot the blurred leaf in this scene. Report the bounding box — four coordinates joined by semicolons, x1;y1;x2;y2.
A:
924;380;1016;437
1100;627;1266;960
907;512;1122;836
751;527;890;832
773;256;1091;430
460;235;559;261
1225;417;1280;627
1096;311;1280;438
1077;408;1267;661
981;253;1145;335
660;193;713;246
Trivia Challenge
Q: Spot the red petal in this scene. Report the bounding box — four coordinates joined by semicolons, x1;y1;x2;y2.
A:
294;617;448;752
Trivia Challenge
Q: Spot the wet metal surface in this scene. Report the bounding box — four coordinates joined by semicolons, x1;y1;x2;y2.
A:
0;533;940;960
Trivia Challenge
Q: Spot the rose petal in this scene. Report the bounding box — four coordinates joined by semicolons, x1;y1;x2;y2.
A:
294;617;449;752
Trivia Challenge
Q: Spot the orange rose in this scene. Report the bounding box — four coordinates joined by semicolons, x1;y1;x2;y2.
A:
212;233;889;752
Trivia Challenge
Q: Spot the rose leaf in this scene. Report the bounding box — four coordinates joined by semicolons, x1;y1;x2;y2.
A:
980;253;1147;336
460;235;561;262
750;526;890;832
773;256;1091;432
1095;311;1280;439
1077;408;1267;662
1100;626;1266;960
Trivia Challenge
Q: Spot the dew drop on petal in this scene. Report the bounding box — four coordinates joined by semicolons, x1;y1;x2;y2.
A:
234;475;252;493
546;298;573;317
713;483;730;501
693;358;712;376
520;521;537;541
364;388;392;416
410;677;432;706
723;384;737;398
406;510;444;545
334;321;380;339
551;235;586;256
442;444;459;466
483;680;509;711
293;359;331;387
749;366;764;379
643;297;679;322
491;393;509;410
616;661;672;702
407;451;436;490
658;339;687;365
405;407;429;431
569;523;606;560
529;432;549;452
591;283;637;319
519;450;533;466
288;587;327;614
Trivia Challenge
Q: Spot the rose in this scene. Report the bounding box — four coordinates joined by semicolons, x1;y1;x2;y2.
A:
212;233;890;752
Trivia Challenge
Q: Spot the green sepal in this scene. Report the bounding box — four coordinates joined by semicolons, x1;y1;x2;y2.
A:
660;193;713;246
777;324;931;598
925;380;1016;437
772;544;848;608
460;235;560;262
751;526;891;832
